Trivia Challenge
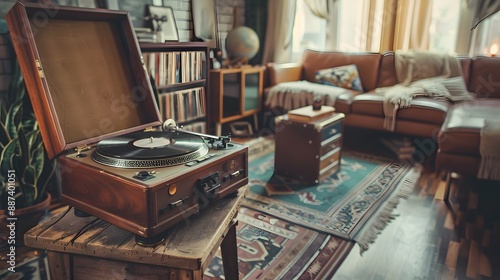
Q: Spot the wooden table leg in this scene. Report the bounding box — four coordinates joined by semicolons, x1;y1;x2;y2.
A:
253;114;259;133
220;219;239;280
47;251;72;280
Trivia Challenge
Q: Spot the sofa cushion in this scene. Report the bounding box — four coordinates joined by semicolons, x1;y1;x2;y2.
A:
459;57;472;86
439;99;500;156
334;91;357;114
377;51;398;88
468;56;500;98
265;80;359;113
315;64;364;91
396;98;451;124
301;50;380;92
350;93;385;116
351;94;450;125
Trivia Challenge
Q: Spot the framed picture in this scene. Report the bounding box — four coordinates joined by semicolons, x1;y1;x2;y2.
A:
146;5;179;42
192;0;218;48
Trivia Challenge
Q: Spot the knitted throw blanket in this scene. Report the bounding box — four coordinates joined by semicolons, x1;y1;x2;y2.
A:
377;50;473;131
265;80;347;111
478;119;500;180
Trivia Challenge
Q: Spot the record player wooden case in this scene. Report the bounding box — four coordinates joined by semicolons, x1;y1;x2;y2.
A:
6;2;248;245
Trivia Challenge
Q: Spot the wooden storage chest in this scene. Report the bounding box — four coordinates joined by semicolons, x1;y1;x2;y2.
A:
274;113;345;184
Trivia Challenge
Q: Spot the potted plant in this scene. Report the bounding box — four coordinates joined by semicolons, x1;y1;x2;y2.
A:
0;59;56;246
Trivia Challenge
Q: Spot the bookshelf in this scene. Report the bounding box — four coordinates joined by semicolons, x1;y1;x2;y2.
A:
140;42;210;133
210;66;265;136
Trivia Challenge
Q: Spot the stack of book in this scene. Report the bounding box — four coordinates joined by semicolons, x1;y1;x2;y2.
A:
143;50;205;86
380;136;416;160
134;27;157;43
287;105;335;123
157;87;206;124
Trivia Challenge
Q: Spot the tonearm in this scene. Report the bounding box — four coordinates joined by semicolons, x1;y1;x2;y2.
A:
162;119;231;149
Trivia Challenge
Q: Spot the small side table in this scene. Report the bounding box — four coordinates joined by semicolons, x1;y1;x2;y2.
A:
210;66;266;136
274;112;345;185
24;186;247;280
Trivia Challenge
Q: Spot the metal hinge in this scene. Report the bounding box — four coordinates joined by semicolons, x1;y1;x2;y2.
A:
140;56;148;73
35;59;45;79
75;144;90;156
144;127;155;132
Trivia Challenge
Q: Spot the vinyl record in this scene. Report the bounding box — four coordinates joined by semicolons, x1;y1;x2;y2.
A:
91;131;209;168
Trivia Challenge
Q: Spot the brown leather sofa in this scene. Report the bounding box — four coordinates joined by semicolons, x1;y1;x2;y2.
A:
436;56;500;177
264;50;500;180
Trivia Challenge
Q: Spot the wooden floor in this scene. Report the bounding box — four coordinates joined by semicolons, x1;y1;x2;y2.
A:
330;129;500;280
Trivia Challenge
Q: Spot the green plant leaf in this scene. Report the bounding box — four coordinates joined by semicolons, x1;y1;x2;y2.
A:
0;121;11;147
0;139;19;209
17;126;30;167
1;58;48;209
21;165;37;206
5;102;22;140
31;141;45;182
26;129;40;150
0;138;19;176
35;158;56;204
0;104;6;125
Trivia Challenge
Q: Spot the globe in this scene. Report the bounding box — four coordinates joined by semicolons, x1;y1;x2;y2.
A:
225;26;260;60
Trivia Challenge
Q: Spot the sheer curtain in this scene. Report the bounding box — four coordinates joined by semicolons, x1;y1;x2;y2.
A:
261;0;297;63
330;0;434;52
456;0;477;54
303;0;339;49
379;0;433;52
303;0;328;17
267;0;338;63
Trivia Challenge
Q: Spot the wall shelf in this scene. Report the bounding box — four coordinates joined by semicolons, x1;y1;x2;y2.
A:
140;42;210;133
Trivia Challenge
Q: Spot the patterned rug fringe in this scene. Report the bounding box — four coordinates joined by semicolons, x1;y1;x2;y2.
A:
355;166;421;254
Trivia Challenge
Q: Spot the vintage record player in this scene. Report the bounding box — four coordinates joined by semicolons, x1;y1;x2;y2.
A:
6;2;248;245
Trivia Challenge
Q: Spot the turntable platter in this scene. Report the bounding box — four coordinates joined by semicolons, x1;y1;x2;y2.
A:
91;131;209;168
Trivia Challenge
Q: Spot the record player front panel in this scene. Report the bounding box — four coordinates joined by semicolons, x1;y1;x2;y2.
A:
58;143;248;238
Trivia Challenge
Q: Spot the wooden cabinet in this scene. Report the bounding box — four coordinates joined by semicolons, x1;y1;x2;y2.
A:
210;66;265;135
274;113;345;185
140;42;210;133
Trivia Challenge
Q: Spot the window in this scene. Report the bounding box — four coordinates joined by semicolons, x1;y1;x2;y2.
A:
291;0;326;62
290;0;462;59
428;0;460;53
337;0;367;51
471;11;500;57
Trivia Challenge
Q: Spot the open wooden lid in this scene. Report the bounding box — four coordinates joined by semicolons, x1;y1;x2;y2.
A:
6;2;162;159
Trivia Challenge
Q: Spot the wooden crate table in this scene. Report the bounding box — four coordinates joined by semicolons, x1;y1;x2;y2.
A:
24;186;247;280
274;112;345;185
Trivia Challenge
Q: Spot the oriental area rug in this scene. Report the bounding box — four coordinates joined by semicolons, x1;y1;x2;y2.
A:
241;137;420;252
202;137;419;279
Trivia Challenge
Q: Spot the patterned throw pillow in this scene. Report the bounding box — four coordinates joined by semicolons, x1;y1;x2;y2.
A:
315;64;364;92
